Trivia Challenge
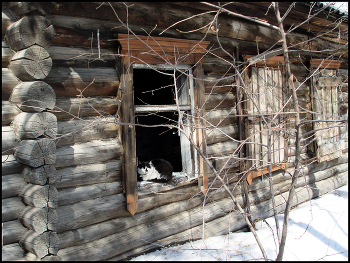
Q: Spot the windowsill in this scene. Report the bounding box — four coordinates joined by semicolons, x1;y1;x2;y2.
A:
137;172;198;198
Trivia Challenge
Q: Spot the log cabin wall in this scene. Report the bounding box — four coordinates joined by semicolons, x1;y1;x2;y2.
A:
2;2;348;261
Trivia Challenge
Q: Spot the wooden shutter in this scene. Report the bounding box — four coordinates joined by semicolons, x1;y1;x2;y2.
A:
245;67;286;184
312;69;343;162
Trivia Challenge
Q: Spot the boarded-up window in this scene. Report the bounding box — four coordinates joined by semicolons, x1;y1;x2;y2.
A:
245;66;287;184
311;69;343;162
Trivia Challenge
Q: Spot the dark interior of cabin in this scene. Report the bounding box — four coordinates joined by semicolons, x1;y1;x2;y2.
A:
134;69;183;172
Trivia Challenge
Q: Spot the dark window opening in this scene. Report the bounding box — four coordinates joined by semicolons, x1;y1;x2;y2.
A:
134;68;184;172
134;69;175;105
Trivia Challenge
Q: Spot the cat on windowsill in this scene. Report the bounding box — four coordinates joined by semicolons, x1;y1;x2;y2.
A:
137;158;173;183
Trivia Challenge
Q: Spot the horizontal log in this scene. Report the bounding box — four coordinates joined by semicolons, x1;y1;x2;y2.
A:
2;220;28;245
2;197;26;222
56;182;199;233
55;138;122;168
119;171;348;261
2;42;15;67
54;160;121;189
206;124;239;145
205;108;238;126
22;165;58;185
58;181;122;206
2;243;26;261
9;45;52;81
207;140;239;156
5;15;54;51
2;9;16;38
56;155;347;251
10;81;56;112
2;154;25;175
2;68;21;99
14;139;56;168
19;184;58;208
2;100;22;125
52;96;120;121
45;67;119;97
204;93;236;110
47;45;118;68
20;230;59;259
2;173;27;198
19;206;58;233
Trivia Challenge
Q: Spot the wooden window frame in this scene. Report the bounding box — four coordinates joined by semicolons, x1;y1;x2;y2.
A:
118;34;209;215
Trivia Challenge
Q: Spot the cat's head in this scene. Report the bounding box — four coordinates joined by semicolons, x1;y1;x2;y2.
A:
137;161;152;176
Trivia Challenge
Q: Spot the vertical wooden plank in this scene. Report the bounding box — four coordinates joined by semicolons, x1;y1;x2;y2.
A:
194;59;208;194
119;55;138;216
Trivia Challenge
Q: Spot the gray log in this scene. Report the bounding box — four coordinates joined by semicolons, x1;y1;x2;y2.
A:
2;197;26;222
58;181;122;206
2;173;27;198
2;125;20;155
9;45;52;81
5;15;54;51
2;154;25;175
12;112;57;139
19;230;59;259
14;138;56;167
2;220;28;245
2;243;26;261
55;139;122;168
19;184;58;208
18;206;58;233
22;165;58;185
2;67;21;99
10;81;56;112
54;160;122;189
2;100;22;125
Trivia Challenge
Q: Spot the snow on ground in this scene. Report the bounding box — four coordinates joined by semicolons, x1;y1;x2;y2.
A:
130;184;348;261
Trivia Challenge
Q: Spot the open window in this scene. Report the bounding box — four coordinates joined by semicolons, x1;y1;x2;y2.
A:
133;64;196;178
118;34;210;215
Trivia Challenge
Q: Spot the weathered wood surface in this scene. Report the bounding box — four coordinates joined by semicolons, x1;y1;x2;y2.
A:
9;45;52;81
207;140;239;156
10;81;56;112
22;165;58;185
206;124;239;145
2;41;15;67
2;100;22;125
19;230;59;259
2;8;16;38
2;116;119;154
12;112;57;139
2;173;27;198
19;206;58;233
19;184;58;208
2;243;26;261
56;154;347;251
56;168;347;261
54;160;122;189
45;67;119;97
56;182;199;233
2;197;26;222
47;45;118;68
3;67;119;99
119;57;138;216
58;181;122;206
52;96;120;121
205;108;238;126
2;154;25;175
2;220;28;245
114;169;349;261
2;68;21;99
15;139;56;167
204;93;236;110
55;139;122;168
5;15;54;51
